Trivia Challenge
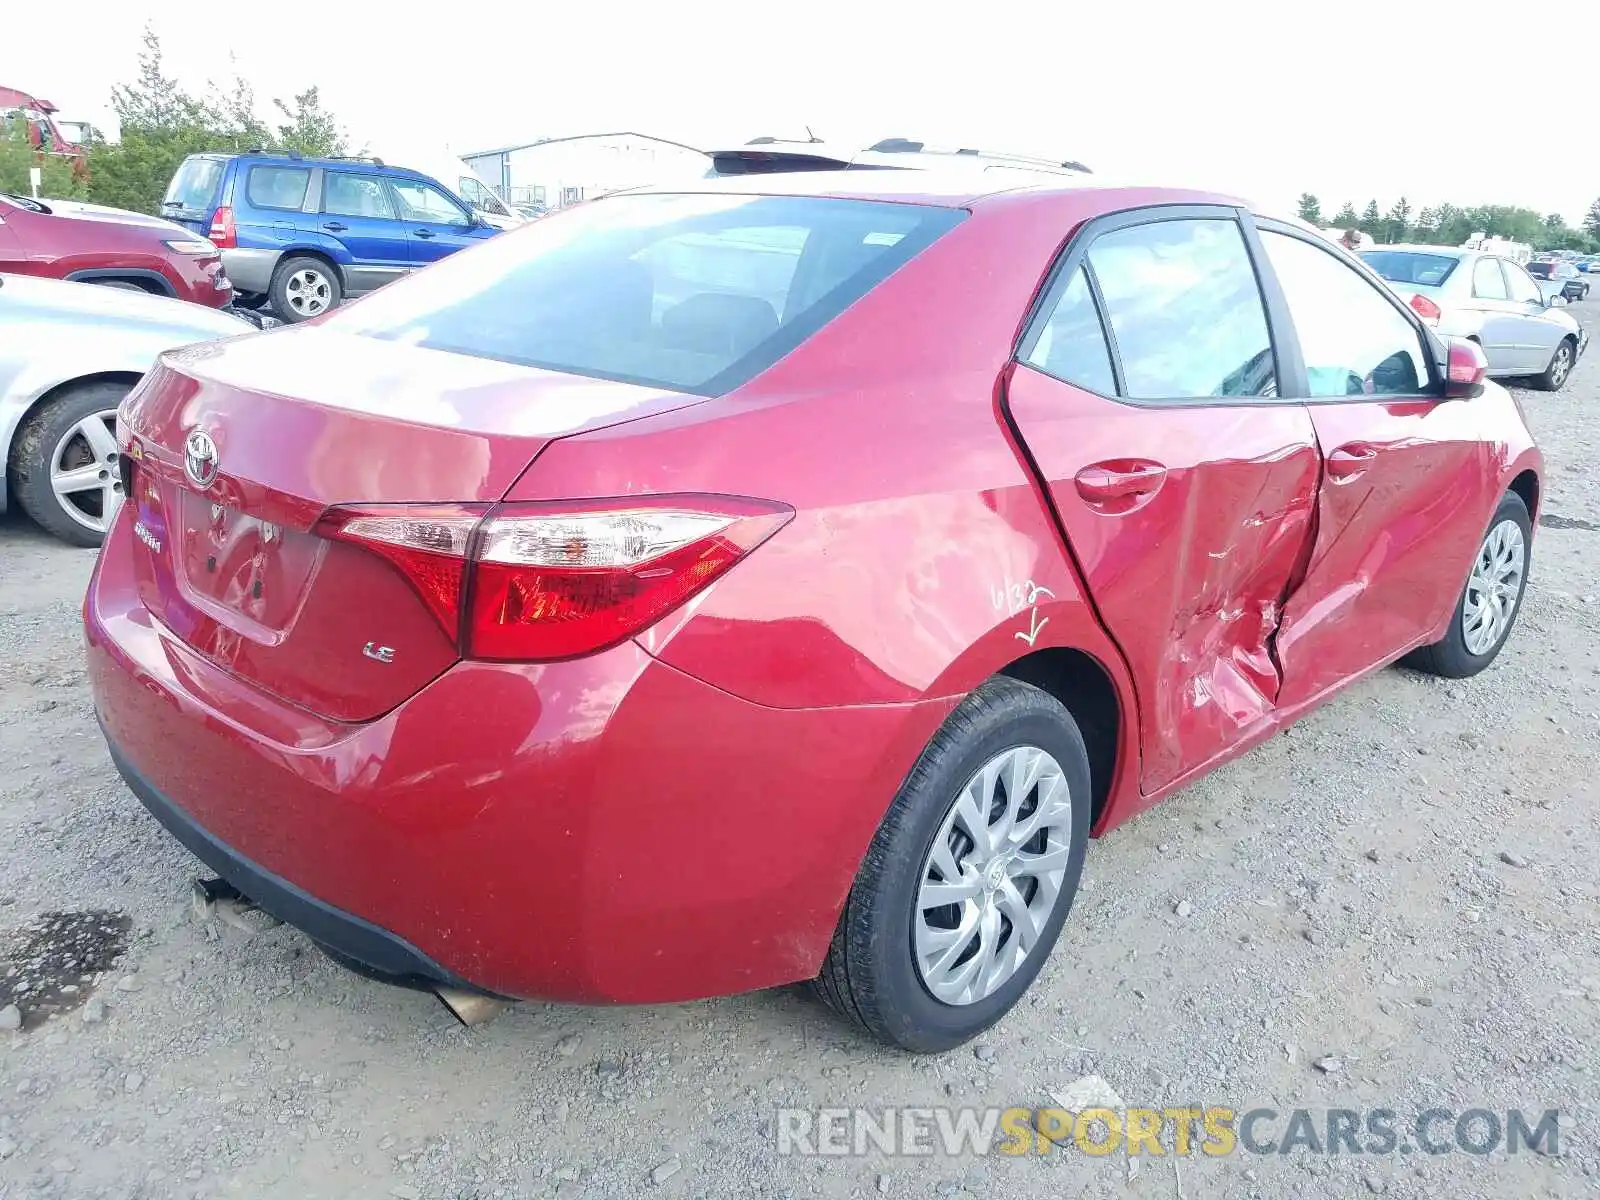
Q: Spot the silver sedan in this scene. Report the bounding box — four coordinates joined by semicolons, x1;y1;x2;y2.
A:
1359;245;1588;390
0;273;252;546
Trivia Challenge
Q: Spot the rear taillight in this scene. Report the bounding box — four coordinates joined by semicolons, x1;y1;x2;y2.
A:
207;206;236;249
319;496;793;661
1409;293;1442;325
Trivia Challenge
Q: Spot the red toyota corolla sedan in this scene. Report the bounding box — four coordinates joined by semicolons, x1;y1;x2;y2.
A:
85;173;1542;1051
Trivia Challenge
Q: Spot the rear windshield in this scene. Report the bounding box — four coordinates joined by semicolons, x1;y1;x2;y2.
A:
162;157;224;213
1524;262;1552;277
1358;251;1460;287
324;192;964;394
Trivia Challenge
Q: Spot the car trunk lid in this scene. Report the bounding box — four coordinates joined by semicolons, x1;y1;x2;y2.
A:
118;326;705;721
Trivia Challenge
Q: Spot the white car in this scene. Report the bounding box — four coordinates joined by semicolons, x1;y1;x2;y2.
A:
1360;245;1588;390
0;273;252;545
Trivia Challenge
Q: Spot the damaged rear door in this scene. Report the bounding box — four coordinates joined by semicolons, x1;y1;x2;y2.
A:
1005;208;1319;793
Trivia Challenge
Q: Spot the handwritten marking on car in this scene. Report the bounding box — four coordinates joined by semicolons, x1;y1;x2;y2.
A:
990;579;1055;646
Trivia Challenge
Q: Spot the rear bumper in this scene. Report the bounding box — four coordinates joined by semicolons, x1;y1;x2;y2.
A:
221;247;280;295
104;726;481;991
85;509;947;1003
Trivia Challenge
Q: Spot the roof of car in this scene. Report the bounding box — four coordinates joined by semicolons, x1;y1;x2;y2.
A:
622;168;1243;211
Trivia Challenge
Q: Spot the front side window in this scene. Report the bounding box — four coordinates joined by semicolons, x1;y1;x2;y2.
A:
1472;259;1509;299
1087;218;1275;400
246;165;311;211
322;192;963;394
390;180;470;226
1022;266;1117;394
322;173;395;219
1260;229;1432;398
1504;262;1543;305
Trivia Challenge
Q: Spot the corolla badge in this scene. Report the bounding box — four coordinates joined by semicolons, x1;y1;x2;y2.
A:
184;429;219;490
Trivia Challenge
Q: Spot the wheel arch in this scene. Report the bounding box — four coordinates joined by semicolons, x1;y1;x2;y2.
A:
62;268;177;297
1;371;143;511
1508;467;1540;522
274;247;347;289
999;645;1128;832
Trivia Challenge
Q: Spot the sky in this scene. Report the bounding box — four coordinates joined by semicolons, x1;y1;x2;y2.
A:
5;0;1597;225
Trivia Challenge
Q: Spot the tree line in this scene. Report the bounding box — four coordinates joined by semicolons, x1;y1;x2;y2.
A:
1298;193;1600;254
1;29;347;214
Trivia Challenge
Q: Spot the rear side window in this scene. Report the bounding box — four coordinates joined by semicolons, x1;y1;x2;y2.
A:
1022;266;1116;393
161;157;224;212
247;166;311;211
1260;230;1432;398
1087;219;1276;399
1524;262;1551;278
323;173;395;219
323;193;963;394
1472;259;1508;299
1359;250;1459;287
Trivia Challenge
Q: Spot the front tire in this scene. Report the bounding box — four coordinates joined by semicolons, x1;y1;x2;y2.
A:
1403;492;1531;678
812;677;1090;1052
7;380;131;547
269;256;341;323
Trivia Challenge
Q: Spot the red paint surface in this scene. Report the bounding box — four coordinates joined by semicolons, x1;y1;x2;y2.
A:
0;193;231;306
87;179;1543;1003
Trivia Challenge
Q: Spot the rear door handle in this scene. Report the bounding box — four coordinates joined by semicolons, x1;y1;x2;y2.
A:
1073;463;1167;502
413;228;435;239
322;222;347;232
1326;444;1379;479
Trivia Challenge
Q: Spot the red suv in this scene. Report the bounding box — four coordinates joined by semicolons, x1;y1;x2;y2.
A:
0;192;232;306
87;174;1542;1051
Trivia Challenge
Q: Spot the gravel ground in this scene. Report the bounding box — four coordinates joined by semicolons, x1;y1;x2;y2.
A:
1;306;1597;1200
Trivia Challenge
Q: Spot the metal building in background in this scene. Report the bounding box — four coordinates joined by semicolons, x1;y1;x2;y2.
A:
461;133;709;213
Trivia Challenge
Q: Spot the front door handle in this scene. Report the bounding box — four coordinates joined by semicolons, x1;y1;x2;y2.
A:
322;222;348;232
1074;462;1167;503
413;228;436;239
1325;444;1378;479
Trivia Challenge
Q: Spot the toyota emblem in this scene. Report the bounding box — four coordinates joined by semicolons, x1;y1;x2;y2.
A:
184;429;219;490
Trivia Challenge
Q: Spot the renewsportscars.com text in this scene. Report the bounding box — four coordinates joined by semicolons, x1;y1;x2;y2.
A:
775;1106;1562;1158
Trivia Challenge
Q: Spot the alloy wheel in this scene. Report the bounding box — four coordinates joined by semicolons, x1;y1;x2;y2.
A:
1550;344;1572;388
1462;518;1526;656
914;745;1073;1006
48;409;123;535
285;268;332;317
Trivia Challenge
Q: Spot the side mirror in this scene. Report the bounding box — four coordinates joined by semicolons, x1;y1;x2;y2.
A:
1444;337;1488;399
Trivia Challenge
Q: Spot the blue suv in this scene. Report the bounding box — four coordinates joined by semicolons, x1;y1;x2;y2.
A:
160;151;498;322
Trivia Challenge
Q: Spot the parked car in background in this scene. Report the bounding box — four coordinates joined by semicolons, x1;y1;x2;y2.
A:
160;151;499;323
1525;258;1591;302
90;174;1540;1051
0;191;234;308
1361;245;1586;389
1;272;251;545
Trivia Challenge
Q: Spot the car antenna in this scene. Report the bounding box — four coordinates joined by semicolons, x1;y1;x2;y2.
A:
804;125;820;144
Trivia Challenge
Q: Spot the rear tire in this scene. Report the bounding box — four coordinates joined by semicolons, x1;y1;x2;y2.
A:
269;256;341;323
7;380;132;547
812;677;1090;1052
1531;338;1575;392
1402;492;1531;679
86;279;151;294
